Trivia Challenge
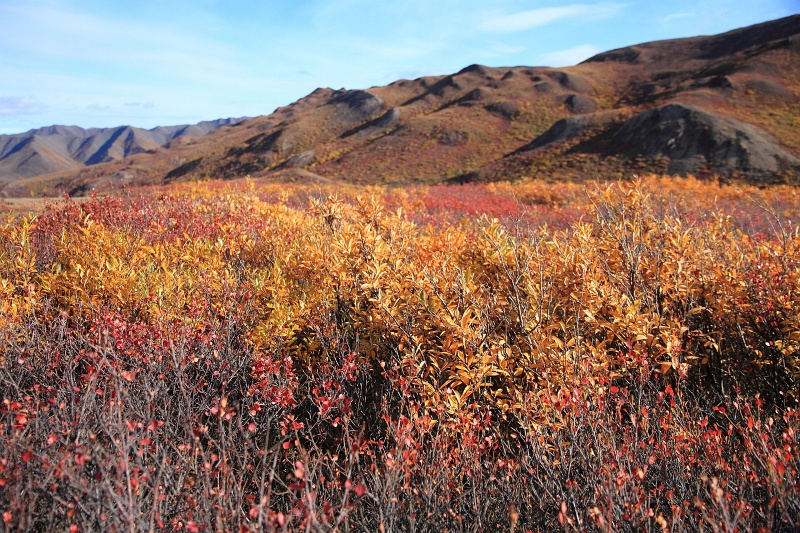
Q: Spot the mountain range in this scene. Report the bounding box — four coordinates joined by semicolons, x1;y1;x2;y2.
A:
1;15;798;197
0;119;247;195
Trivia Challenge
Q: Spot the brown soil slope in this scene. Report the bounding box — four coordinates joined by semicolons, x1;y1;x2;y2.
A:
4;15;799;196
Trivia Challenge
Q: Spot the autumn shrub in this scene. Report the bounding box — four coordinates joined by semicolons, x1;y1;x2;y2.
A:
0;175;798;531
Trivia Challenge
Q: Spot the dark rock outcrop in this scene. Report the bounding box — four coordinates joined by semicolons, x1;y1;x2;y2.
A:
608;103;800;174
341;108;401;139
564;94;597;114
517;113;616;153
279;150;317;169
485;101;521;119
329;90;385;123
547;71;593;93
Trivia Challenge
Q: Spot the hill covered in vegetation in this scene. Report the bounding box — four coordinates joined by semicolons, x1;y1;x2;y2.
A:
2;15;798;197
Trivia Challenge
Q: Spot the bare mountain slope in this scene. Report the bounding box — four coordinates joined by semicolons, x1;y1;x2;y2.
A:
0;118;248;186
3;15;798;196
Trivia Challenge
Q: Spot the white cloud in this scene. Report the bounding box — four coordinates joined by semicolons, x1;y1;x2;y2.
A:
541;44;601;66
0;3;240;84
485;42;527;56
0;96;45;117
479;3;625;33
661;12;694;24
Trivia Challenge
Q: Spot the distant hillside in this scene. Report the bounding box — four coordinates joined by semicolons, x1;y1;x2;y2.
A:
2;15;799;197
0;118;248;192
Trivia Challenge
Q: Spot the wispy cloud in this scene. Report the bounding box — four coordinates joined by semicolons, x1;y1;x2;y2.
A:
0;96;45;117
542;44;601;66
661;12;694;24
0;3;240;85
479;3;624;33
485;42;526;56
125;102;156;109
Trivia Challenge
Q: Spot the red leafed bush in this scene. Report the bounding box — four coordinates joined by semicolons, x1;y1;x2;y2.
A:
0;175;798;531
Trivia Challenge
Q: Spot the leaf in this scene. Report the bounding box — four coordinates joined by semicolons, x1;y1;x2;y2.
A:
460;309;473;332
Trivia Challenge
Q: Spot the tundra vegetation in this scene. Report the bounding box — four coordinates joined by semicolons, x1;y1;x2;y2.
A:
0;175;798;531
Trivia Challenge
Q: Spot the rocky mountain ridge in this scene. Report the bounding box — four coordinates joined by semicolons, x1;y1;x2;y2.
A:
0;118;248;186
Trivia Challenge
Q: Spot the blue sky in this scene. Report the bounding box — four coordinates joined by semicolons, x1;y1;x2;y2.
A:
0;0;797;134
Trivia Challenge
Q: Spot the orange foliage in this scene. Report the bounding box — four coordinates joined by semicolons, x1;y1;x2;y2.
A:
0;175;798;530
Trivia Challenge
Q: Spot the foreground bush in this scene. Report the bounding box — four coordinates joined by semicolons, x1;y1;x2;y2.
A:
0;176;798;531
